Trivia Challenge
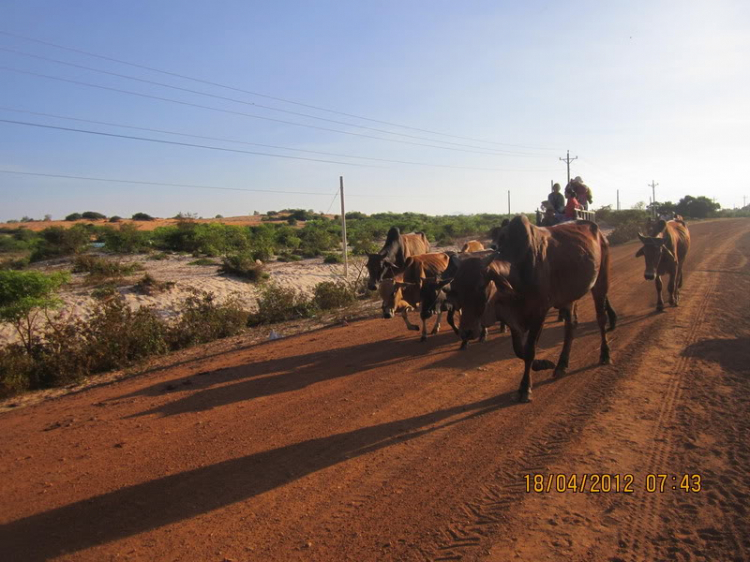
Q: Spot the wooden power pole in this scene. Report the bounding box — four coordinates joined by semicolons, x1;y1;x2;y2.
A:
339;176;348;277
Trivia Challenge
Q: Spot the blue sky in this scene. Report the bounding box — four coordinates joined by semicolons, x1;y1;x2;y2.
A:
1;0;748;220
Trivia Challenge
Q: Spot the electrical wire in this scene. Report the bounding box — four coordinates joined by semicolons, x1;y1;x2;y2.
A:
0;107;560;172
0;29;557;151
0;169;336;196
0;46;546;156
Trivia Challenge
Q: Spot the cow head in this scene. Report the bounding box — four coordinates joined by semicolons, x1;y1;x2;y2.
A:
419;277;451;320
366;254;394;291
444;257;493;343
378;279;417;319
635;233;675;280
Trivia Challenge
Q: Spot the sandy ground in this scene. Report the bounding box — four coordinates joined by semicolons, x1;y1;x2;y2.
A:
0;214;302;232
0;220;748;561
0;252;364;344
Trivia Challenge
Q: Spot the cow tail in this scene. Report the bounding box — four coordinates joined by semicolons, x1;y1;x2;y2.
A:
594;232;616;331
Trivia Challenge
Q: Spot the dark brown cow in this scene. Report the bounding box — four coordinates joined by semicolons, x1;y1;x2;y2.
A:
460;240;485;253
448;215;617;402
366;227;430;291
378;252;450;340
635;219;690;311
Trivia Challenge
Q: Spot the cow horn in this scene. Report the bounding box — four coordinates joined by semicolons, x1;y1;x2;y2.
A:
638;233;648;243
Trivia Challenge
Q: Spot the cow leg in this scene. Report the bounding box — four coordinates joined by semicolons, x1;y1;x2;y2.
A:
511;327;554;371
668;269;677;306
519;318;545;402
592;292;612;365
430;309;442;335
401;309;420;331
446;308;459;335
673;263;684;305
655;275;665;312
420;316;429;342
499;321;507;334
554;307;576;377
479;326;488;342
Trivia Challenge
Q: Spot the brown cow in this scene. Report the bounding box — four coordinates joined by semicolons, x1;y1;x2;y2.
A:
366;227;430;291
635;219;690;311
379;252;450;340
460;240;485;253
438;255;508;350
447;215;617;402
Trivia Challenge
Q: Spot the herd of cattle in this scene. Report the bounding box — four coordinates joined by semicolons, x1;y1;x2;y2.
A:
364;215;691;402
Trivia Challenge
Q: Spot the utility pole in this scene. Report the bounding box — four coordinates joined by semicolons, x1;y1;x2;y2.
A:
559;150;578;184
339;176;348;277
507;190;511;217
648;180;659;218
617;189;620;211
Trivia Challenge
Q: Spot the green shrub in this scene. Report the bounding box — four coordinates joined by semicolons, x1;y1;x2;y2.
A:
103;223;150;253
220;253;268;282
276;253;302;262
607;221;643;246
134;273;175;295
188;258;218;266
81;211;107;220
65;213;82;221
248;283;316;325
0;256;30;270
148;252;169;261
313;281;356;310
30;225;91;261
323;253;342;264
72;255;142;278
0;270;69;353
169;290;249;347
109;216;122;223
132;212;154;221
91;284;118;300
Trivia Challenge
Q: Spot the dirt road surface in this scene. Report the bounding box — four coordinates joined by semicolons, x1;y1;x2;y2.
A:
1;219;748;562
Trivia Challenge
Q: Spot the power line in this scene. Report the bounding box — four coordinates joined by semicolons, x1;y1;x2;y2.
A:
0;46;544;156
0;65;538;158
0;118;381;167
0;169;336;196
0;107;559;172
0;29;556;151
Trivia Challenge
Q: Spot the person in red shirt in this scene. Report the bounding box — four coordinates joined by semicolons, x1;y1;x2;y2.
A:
563;187;581;220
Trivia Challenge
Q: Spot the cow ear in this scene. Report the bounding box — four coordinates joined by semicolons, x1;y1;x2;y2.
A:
635;247;644;258
437;277;453;290
638;233;648;244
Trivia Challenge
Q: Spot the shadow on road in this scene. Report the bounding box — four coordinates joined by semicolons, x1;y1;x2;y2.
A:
683;337;750;375
0;394;519;561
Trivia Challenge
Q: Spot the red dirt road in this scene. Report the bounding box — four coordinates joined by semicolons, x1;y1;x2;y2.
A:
1;219;748;562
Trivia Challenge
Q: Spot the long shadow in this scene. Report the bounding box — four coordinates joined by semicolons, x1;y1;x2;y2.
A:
682;337;750;374
127;334;455;418
0;395;517;561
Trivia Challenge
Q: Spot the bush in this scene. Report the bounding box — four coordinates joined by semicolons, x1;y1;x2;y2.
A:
607;221;643;246
323;253;342;264
109;216;122;223
81;211;107;220
188;258;219;266
0;270;69;353
103;223;150;253
220;253;267;282
276;253;301;262
132;212;154;221
72;255;142;278
148;252;169;261
30;225;91;261
313;281;356;310
91;284;118;300
248;284;316;325
133;273;175;295
169;290;249;347
0;256;30;270
65;213;82;221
